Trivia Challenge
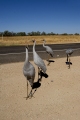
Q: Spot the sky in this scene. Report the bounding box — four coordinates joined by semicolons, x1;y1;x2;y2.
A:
0;0;80;34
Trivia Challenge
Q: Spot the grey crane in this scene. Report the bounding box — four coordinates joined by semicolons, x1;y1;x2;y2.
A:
42;39;54;65
66;48;73;61
66;48;73;68
23;46;35;99
32;40;47;80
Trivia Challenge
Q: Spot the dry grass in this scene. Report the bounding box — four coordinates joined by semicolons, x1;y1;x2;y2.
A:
0;35;80;46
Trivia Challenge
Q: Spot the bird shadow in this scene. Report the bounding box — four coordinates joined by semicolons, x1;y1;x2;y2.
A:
65;62;72;65
32;81;41;89
24;81;41;100
46;60;55;63
24;71;49;100
39;70;48;78
46;60;55;66
31;71;48;97
32;71;48;90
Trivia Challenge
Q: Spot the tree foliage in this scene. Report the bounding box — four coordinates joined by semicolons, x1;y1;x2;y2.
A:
0;30;80;36
74;33;79;35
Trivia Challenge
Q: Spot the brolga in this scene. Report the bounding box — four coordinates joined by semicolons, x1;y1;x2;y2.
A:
42;39;54;65
66;48;73;61
66;48;73;68
23;46;35;99
32;40;47;80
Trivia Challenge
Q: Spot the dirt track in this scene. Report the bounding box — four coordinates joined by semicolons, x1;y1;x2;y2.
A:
0;56;80;120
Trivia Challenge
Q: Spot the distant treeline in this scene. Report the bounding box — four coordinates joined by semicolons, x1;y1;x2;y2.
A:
0;30;80;36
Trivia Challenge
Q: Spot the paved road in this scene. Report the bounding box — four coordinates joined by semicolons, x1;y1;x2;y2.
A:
0;43;80;54
0;43;80;64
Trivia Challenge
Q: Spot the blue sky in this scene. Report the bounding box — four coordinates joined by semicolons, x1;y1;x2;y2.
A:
0;0;80;34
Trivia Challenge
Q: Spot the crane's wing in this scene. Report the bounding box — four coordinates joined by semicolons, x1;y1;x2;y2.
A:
44;46;54;57
66;49;73;55
33;52;47;73
23;61;35;80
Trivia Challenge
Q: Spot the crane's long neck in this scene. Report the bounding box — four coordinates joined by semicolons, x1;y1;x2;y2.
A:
33;41;36;54
26;48;29;62
43;41;46;48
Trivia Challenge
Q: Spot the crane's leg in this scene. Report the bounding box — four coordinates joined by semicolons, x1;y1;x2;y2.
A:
47;61;50;66
26;81;28;100
28;89;33;98
28;87;37;99
46;53;49;61
67;54;68;62
26;87;33;99
68;56;70;69
38;67;40;79
37;67;42;82
47;54;50;66
38;67;39;80
38;70;43;82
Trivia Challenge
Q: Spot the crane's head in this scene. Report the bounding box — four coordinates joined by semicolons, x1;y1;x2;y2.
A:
42;39;46;42
25;45;29;50
32;39;36;43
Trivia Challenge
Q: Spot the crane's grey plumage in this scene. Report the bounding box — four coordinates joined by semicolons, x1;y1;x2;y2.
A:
32;40;47;74
23;46;35;99
66;48;73;55
42;39;54;57
66;48;73;68
66;48;73;62
42;39;54;65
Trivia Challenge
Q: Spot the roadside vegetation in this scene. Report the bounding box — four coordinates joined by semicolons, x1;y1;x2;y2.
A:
0;31;80;46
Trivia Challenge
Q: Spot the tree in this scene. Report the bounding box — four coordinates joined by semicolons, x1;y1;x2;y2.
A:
74;33;79;35
47;32;56;35
36;31;41;35
0;32;3;36
3;30;10;36
61;33;68;35
41;31;46;35
16;32;26;36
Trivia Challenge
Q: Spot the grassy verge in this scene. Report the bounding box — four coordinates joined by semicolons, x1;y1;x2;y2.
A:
0;35;80;46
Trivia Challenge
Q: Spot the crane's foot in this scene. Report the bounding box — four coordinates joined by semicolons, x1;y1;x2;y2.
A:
26;96;29;100
26;89;32;100
26;88;37;100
